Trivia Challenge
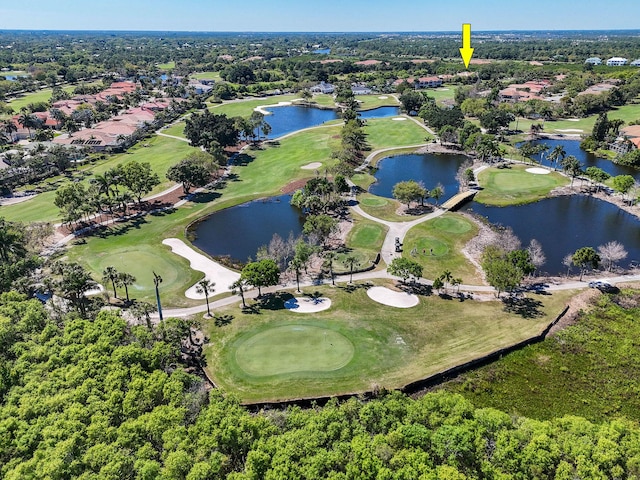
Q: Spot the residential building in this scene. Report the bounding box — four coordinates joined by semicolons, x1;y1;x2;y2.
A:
310;82;335;94
631;59;640;67
392;76;443;89
585;57;602;65
351;84;372;95
606;57;628;66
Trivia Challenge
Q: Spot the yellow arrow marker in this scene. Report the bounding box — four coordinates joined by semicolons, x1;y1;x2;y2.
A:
459;23;474;69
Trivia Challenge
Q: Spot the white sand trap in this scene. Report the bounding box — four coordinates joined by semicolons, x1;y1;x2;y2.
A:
378;96;389;99
526;167;551;175
162;238;240;299
392;117;407;121
437;88;450;91
527;167;551;175
254;101;292;115
566;118;581;122
284;297;332;313
367;286;419;308
555;128;583;133
301;162;322;170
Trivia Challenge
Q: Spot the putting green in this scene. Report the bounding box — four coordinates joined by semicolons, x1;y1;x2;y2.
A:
360;196;388;207
412;237;449;256
235;325;355;377
432;216;472;234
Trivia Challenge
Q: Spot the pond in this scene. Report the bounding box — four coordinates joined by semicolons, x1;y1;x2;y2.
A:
462;195;640;275
368;153;469;203
191;195;304;264
526;139;640;179
263;105;400;138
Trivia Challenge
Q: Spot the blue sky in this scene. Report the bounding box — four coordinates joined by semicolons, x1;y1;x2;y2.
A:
2;0;640;32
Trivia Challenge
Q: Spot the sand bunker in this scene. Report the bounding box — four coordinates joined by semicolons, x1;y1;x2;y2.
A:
392;117;407;121
162;238;240;299
254;101;292;115
284;297;332;313
301;162;323;170
367;286;419;308
526;167;551;175
555;129;583;133
378;96;389;99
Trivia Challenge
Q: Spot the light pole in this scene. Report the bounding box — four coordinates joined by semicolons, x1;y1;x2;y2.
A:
153;271;163;322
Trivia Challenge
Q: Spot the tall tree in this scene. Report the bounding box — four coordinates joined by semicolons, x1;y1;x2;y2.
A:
597;241;627;272
117;272;136;303
343;255;360;284
102;266;120;298
119;161;160;204
241;259;279;297
195;279;215;317
388;257;423;284
230;278;248;308
572;247;600;281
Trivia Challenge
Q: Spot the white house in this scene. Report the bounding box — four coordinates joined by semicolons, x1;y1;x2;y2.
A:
606;57;628;66
310;82;335;94
585;57;602;65
351;85;372;95
631;59;640;67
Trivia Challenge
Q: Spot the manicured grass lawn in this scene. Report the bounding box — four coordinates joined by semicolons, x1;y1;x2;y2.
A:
474;164;569;206
365;117;432;150
162;122;187;138
403;213;481;284
156;61;175;70
191;71;222;80
0;136;198;222
210;94;299;118
6;85;76;112
65;206;202;307
203;281;576;403
427;86;457;105
340;212;387;269
439;289;640;423
351;172;377;190
355;94;400;110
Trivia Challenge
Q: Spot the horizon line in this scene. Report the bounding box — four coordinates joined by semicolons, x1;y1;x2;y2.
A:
2;28;640;34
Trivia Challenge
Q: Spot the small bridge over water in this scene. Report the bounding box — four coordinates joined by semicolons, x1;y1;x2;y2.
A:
441;190;477;211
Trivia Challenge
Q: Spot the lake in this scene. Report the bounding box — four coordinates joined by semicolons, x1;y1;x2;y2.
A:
369;152;469;203
527;139;640;179
462;195;640;275
191;195;304;263
263;105;400;138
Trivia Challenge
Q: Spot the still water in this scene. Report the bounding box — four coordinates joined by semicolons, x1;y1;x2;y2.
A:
462;195;640;275
369;153;469;203
263;105;400;138
191;195;304;263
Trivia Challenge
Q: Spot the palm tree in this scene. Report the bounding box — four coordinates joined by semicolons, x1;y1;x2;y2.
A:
323;251;338;286
547;145;566;171
196;279;215;317
130;301;156;333
102;266;120;298
2;121;17;142
117;272;136;303
288;257;303;293
230;278;248;308
344;255;360;284
17;113;40;139
441;270;453;293
560;155;583;187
